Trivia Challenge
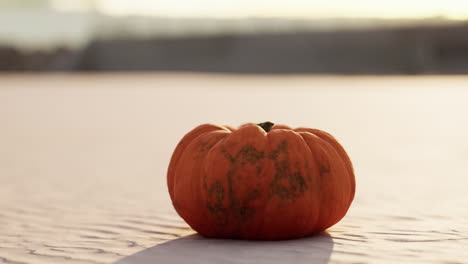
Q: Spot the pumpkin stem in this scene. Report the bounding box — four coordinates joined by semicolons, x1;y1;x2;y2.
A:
257;122;274;132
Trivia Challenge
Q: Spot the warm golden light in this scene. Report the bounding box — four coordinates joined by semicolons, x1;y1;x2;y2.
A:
91;0;468;19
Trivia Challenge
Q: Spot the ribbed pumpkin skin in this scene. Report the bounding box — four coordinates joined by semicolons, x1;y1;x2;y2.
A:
167;123;355;240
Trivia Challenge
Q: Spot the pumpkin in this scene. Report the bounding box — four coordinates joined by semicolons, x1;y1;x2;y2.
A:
167;122;355;240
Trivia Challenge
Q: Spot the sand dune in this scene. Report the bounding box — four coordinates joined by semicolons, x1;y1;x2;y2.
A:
1;74;467;263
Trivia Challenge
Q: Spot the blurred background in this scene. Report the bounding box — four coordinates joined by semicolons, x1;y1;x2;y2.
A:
2;0;468;73
2;2;468;263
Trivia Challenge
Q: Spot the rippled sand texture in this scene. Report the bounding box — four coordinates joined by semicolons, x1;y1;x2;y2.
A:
1;74;468;264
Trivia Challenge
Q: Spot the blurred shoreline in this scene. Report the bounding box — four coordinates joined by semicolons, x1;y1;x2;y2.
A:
2;24;468;74
1;9;468;73
1;8;461;50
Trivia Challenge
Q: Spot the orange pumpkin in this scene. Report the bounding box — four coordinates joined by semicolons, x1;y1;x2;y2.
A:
167;122;355;240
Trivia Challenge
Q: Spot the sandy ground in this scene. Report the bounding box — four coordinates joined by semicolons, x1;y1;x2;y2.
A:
0;74;467;263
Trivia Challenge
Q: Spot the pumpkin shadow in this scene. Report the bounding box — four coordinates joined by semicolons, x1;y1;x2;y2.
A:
115;233;334;264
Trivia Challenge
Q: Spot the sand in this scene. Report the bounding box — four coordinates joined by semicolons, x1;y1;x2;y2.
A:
0;74;467;263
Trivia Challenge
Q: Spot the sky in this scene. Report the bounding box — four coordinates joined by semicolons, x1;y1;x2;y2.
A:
46;0;468;19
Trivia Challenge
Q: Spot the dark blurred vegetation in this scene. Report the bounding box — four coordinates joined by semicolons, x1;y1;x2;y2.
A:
2;22;468;74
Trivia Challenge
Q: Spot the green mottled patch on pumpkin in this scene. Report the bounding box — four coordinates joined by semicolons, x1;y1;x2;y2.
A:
206;203;227;226
207;145;265;225
194;135;226;160
222;144;264;165
206;181;227;225
319;163;331;177
208;181;225;202
237;145;264;165
269;140;308;200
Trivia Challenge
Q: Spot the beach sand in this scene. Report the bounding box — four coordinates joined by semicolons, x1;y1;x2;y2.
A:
0;74;467;263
